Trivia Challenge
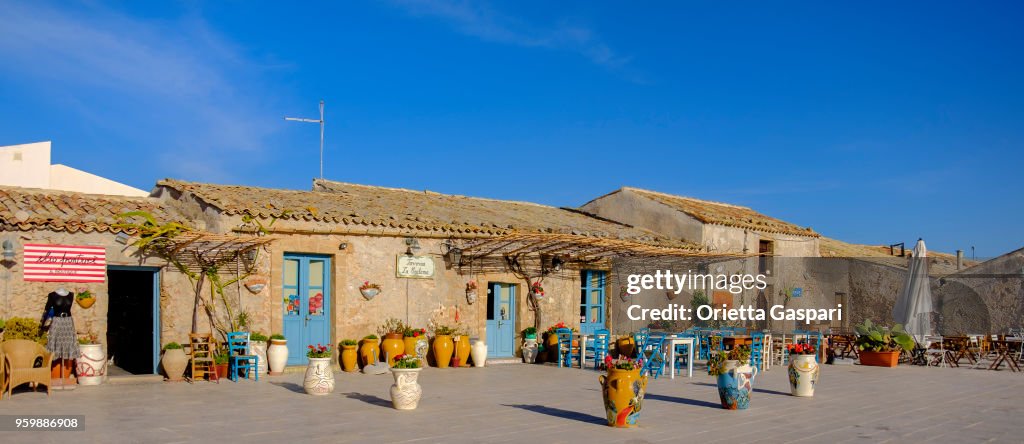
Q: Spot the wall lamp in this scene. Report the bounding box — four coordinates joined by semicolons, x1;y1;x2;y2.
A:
404;237;421;256
442;238;462;267
114;232;131;245
2;239;16;263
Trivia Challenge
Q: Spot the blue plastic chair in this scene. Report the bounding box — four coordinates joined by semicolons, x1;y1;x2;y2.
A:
673;332;696;375
697;331;711;360
585;329;610;370
634;328;651;354
750;331;765;369
640;334;667;379
226;331;259;382
556;328;579;368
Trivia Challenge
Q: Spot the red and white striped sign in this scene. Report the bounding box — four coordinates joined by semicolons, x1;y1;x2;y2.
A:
23;244;107;283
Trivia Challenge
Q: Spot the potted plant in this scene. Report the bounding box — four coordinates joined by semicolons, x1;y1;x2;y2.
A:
530;281;545;301
378;318;407;365
403;326;428;359
161;342;188;382
214;353;230;379
267;333;288;375
521;327;539;363
339;339;359;372
787;343;820;397
304;344;335;395
389;354;424;410
598;356;648;427
76;332;106;385
75;288;96;309
453;326;472;367
432;325;456;368
854;320;914;367
465;280;478;305
250;332;269;375
360;335;380;368
359;280;381;300
710;346;758;410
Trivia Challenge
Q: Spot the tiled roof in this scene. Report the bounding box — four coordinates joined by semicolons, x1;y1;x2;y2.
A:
613;187;819;237
156;179;698;249
0;186;178;234
819;237;973;276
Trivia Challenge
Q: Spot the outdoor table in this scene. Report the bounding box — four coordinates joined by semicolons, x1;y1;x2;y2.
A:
721;335;752;349
988;340;1021;372
663;335;695;378
830;335;858;359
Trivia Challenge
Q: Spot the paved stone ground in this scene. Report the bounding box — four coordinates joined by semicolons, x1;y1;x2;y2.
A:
0;361;1021;443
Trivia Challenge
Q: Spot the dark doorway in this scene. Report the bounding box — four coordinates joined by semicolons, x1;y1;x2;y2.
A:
106;267;159;374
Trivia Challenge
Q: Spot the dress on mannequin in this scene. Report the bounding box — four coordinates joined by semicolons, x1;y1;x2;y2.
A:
44;289;79;389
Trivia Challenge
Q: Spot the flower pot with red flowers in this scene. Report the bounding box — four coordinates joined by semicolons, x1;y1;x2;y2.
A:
786;343;820;397
390;354;424;410
598;356;648;427
543;322;571;363
359;281;381;301
854;320;914;368
304;344;335;395
465;280;478;305
403;327;428;359
378;318;407;365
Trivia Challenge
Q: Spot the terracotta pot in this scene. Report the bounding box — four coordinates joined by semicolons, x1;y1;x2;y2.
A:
432;335;454;368
50;359;77;386
162;348;188;381
304;357;335;395
76;296;96;309
267;339;288;375
545;333;560;362
340;345;358;372
390;368;423;410
454;336;471;367
859;350;899;367
616;337;635;359
788;354;820;397
599;367;648;427
77;344;106;385
215;363;229;379
381;333;406;365
717;363;758;410
360;338;380;368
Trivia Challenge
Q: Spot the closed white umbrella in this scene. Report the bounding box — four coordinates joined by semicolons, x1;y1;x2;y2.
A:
892;238;933;344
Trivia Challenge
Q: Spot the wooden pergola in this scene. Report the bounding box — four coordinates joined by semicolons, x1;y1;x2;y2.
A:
157;232;276;271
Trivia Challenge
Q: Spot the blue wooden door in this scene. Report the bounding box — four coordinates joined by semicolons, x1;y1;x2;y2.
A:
282;254;331;365
579;270;606;335
486;282;516;357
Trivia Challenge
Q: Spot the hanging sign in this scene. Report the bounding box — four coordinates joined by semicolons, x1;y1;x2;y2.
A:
396;255;434;279
23;244;107;283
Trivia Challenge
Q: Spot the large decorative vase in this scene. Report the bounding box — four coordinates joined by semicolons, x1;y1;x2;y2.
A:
267;339;288;375
717;363;758;410
340;345;358;372
162;348;188;381
251;340;268;375
303;357;335;395
432;335;454;368
381;333;406;365
859;351;899;367
403;336;419;358
454;336;471;367
76;344;106;385
788;354;820;397
522;338;538;363
545;333;560;363
616;336;635;359
471;339;487;367
598;368;648;428
360;338;380;368
389;368;423;410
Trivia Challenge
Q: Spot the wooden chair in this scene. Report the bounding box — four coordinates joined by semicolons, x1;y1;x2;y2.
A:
2;339;52;398
188;333;218;383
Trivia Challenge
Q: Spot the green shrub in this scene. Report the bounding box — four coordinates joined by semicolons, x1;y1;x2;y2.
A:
250;332;268;342
270;333;285;341
0;318;6;331
164;342;183;350
363;334;378;340
854;319;915;352
339;339;358;346
214;353;229;365
4;317;42;341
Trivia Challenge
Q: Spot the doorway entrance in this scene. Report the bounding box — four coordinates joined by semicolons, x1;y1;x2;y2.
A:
282;254;331;366
106;266;160;375
486;282;516;357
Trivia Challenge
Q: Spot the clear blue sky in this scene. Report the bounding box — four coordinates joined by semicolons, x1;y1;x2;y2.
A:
2;1;1022;257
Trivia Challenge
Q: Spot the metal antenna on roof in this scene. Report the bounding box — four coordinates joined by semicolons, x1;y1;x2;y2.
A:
284;100;325;179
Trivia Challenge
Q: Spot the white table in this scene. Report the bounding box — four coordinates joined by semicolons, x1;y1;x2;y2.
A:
664;335;695;378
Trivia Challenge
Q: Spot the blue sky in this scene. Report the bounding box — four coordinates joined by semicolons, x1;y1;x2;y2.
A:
1;1;1022;257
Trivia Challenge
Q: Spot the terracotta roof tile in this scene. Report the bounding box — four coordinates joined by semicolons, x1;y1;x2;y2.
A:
0;186;179;234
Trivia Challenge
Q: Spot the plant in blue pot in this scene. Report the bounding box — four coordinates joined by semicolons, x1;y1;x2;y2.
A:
710;345;757;410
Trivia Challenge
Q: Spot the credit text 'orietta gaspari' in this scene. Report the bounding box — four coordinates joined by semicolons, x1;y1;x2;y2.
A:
627;304;843;322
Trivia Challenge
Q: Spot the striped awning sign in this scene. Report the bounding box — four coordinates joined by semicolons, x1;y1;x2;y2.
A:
23;244;107;283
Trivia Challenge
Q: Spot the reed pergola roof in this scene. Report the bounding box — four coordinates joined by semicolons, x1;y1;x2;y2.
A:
156;232;276;271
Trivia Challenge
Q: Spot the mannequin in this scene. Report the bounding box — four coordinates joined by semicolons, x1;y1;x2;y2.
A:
43;287;79;389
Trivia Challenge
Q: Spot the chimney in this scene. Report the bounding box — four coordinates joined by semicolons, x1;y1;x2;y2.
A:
956;250;963;270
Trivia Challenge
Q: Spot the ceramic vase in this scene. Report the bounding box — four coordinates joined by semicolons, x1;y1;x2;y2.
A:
471;339;487;367
76;343;106;385
454;335;471;367
389;368;423;410
616;337;635;359
267;339;288;375
251;340;268;375
360;338;380;368
717;363;758;410
162;348;188;381
546;333;560;363
432;335;454;368
599;367;648;427
381;333;406;365
788;354;819;397
304;357;335;395
522;338;538;363
340;345;358;372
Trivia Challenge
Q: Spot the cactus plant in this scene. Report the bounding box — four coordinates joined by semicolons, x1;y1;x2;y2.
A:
854;319;915;352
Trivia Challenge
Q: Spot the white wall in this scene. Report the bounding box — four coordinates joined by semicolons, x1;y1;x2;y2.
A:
49;164;148;196
0;141;147;196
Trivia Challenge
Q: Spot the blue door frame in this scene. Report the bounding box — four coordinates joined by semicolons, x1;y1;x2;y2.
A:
106;265;161;374
579;270;606;335
486;282;516;357
282;254;331;365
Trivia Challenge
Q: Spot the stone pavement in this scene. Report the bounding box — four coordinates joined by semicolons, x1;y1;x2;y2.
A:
0;362;1021;443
